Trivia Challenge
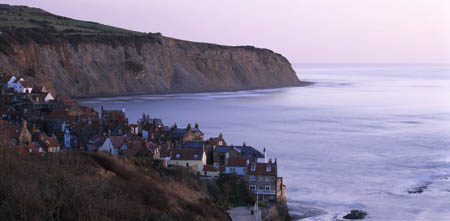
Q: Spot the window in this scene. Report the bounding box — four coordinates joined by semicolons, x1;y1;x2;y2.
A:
193;154;199;159
176;154;180;159
266;166;271;172
250;175;256;181
259;176;264;181
218;141;223;145
186;163;189;167
249;185;256;192
259;185;263;190
251;165;256;171
266;176;271;182
265;185;271;191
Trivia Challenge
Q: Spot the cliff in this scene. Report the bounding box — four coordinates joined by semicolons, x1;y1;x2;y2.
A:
0;5;305;98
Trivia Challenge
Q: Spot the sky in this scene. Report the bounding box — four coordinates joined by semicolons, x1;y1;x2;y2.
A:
4;0;450;64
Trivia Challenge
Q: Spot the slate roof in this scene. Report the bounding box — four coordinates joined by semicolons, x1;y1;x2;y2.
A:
236;146;264;159
182;141;205;150
169;128;187;138
214;146;235;153
203;164;219;172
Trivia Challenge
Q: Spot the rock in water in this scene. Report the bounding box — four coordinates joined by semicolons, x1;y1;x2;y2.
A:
343;210;368;219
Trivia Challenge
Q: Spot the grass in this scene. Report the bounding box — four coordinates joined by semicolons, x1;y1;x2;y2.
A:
0;4;144;35
0;149;229;220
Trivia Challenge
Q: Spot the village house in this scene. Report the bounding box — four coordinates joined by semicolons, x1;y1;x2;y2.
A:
223;157;250;176
18;120;32;145
0;124;21;147
100;106;128;136
202;164;220;179
87;135;105;151
213;145;241;167
99;136;127;155
169;123;204;148
40;137;61;152
129;124;139;135
169;148;206;173
245;159;278;202
208;133;227;147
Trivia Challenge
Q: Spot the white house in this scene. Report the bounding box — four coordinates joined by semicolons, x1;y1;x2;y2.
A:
169;148;206;173
99;138;115;154
44;92;55;102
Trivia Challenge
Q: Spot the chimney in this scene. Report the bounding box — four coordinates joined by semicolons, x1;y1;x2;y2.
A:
219;132;223;139
263;147;267;163
275;158;277;164
195;123;199;129
269;158;272;164
187;123;192;131
243;142;246;147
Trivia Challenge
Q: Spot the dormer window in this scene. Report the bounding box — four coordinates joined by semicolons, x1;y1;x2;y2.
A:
266;166;271;172
175;154;180;159
251;165;256;171
193;154;199;159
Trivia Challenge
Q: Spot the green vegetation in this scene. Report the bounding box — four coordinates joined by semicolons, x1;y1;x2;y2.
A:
207;175;255;210
0;4;144;35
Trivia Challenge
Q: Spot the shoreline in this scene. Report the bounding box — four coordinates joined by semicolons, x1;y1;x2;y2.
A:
75;81;314;100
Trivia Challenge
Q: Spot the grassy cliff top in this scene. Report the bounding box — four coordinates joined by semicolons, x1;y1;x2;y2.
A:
0;4;144;35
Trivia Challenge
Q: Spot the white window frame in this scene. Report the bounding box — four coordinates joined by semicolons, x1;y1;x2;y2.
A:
265;185;271;191
249;185;256;192
250;175;256;181
266;166;271;172
251;165;256;171
175;154;180;159
266;176;271;182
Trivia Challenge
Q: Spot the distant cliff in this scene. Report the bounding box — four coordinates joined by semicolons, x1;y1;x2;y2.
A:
0;5;305;98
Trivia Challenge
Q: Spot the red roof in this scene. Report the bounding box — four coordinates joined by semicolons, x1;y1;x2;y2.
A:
227;157;249;167
247;162;277;176
42;137;60;148
0;125;21;138
203;164;219;172
171;149;203;161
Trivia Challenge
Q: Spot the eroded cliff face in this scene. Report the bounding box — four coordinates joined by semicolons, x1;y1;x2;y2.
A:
0;29;304;97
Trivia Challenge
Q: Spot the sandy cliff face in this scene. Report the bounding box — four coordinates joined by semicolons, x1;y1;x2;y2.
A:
0;29;303;97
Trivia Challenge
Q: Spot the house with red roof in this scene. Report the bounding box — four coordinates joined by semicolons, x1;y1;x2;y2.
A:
169;148;206;173
224;157;250;176
202;164;220;179
40;137;61;152
245;159;279;202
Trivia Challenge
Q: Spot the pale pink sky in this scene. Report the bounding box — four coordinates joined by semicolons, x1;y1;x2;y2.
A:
4;0;450;64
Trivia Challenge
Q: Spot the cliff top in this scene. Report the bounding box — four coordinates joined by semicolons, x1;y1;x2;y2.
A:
0;4;145;35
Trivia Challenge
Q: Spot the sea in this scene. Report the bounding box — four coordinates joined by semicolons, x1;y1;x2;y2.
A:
79;64;450;220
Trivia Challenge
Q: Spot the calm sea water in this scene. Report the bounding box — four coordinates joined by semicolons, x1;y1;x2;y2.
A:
80;64;450;220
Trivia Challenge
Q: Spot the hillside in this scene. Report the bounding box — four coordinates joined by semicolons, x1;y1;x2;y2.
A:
0;149;230;220
0;4;142;35
0;4;306;98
